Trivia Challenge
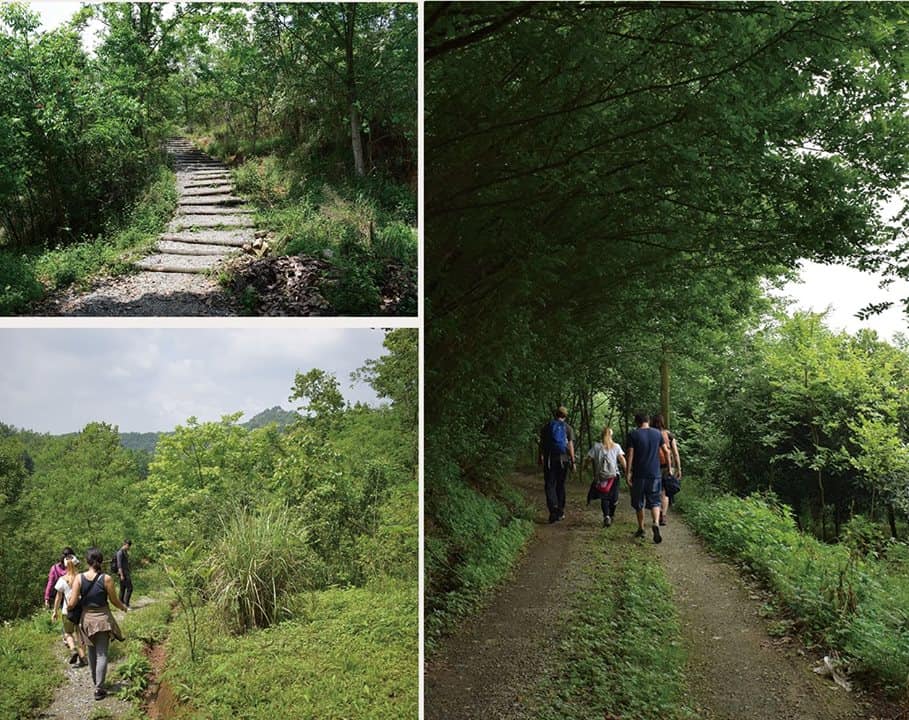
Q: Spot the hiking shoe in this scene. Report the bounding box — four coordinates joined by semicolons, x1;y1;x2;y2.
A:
94;688;106;700
653;524;663;544
634;528;645;538
558;512;565;521
68;651;79;665
603;515;613;528
77;657;87;667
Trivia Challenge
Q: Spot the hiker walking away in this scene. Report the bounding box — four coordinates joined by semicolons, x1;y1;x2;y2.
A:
651;414;681;526
539;406;576;523
114;539;132;608
584;427;627;527
625;412;669;543
51;553;87;667
44;546;74;609
45;546;74;645
68;548;128;700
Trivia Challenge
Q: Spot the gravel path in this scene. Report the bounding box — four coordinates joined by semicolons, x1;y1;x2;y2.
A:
426;472;882;720
37;596;156;720
46;138;247;316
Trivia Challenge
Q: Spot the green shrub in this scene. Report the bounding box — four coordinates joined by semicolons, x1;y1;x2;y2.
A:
373;222;417;266
0;613;64;720
425;468;534;648
165;582;417;719
206;506;323;634
0;251;43;315
677;480;909;696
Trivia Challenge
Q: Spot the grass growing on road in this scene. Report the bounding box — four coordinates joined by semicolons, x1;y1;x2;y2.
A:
531;536;696;720
676;478;909;697
0;165;177;314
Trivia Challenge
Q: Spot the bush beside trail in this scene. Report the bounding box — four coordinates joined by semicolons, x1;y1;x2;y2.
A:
676;479;909;697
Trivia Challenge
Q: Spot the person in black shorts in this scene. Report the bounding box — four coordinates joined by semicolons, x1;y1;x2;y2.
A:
625;412;669;543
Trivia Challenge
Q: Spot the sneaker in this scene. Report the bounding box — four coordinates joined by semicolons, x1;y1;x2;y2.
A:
94;688;107;700
652;524;663;544
634;528;645;538
558;512;565;521
603;515;613;528
77;657;87;667
68;652;79;665
548;515;558;524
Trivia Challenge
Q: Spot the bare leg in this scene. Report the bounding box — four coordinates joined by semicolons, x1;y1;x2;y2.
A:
636;508;645;529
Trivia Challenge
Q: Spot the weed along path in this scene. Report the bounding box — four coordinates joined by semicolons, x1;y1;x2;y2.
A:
50;138;250;316
38;596;156;720
426;472;877;720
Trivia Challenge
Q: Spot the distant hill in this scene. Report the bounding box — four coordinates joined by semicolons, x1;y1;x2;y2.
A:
118;407;301;454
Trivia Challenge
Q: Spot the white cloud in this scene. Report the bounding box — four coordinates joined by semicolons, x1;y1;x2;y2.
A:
0;329;391;434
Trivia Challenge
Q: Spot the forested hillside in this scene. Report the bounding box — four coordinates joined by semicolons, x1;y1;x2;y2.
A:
0;329;417;718
425;1;909;701
0;2;416;315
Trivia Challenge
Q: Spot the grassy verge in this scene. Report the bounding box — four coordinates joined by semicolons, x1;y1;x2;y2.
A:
0;613;64;720
192;142;416;316
675;478;909;697
162;579;417;719
0;164;177;315
109;594;174;705
425;474;534;650
530;537;696;720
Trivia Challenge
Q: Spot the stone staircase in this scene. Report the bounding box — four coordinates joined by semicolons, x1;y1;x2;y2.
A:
135;138;255;274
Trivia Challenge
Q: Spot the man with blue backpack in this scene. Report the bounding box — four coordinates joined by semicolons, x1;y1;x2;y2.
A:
538;406;576;523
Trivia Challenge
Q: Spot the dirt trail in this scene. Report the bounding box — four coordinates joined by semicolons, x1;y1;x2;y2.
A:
44;138;243;316
426;472;878;720
38;596;155;720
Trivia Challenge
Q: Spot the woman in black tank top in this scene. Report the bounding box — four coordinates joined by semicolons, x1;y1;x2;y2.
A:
67;548;128;700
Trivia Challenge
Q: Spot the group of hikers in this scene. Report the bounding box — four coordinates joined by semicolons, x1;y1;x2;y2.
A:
539;407;681;543
43;540;134;700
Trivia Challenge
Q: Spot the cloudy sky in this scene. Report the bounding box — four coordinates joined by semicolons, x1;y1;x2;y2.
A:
0;329;390;434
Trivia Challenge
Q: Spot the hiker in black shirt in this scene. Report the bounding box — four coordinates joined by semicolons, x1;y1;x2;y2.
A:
115;540;132;608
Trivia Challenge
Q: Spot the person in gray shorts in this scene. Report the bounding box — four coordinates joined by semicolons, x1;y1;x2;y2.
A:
625;412;668;544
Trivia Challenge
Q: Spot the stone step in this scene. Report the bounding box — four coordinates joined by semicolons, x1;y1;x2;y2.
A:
134;253;227;273
159;232;250;247
156;240;234;256
182;181;234;190
182;186;235;197
176;205;252;215
170;214;255;228
178;196;244;206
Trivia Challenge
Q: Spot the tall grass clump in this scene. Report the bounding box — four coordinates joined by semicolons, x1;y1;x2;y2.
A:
207;506;322;634
676;480;909;696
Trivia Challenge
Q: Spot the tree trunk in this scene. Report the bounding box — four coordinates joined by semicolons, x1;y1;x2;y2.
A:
660;346;670;427
887;504;899;540
345;4;366;176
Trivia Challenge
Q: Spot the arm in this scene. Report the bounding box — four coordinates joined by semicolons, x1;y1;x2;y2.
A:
625;447;634;487
618;452;627;474
568;439;575;466
44;568;55;607
67;575;81;610
672;438;682;478
105;576;128;612
52;589;62;620
118;551;125;581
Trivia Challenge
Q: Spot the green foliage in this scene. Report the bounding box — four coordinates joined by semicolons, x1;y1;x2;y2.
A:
0;613;63;720
290;368;346;419
534;543;695;720
425;471;534;647
116;653;152;702
678;483;909;695
0;164;176;313
164;581;417;719
206;506;324;634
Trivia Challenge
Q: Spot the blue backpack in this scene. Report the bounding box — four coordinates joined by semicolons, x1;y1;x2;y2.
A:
548;419;568;455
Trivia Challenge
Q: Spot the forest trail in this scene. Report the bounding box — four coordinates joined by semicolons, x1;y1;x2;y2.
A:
38;595;156;720
47;138;248;316
426;472;878;720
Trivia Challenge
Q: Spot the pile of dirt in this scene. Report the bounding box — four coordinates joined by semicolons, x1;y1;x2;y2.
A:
228;254;333;315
